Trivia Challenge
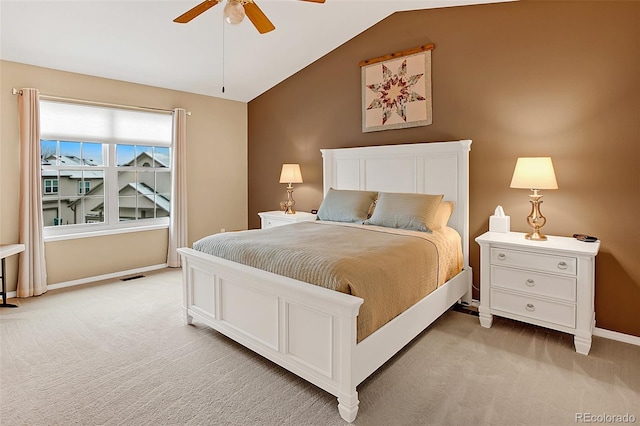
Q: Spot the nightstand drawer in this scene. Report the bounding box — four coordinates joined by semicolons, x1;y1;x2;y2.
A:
491;266;576;302
491;248;576;276
491;289;576;329
261;218;290;228
259;211;318;229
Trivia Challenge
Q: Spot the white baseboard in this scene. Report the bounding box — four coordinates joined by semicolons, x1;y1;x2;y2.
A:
47;264;168;291
4;264;169;299
593;327;640;347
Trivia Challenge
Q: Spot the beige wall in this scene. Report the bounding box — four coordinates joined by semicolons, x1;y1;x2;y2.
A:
0;61;248;288
248;2;640;336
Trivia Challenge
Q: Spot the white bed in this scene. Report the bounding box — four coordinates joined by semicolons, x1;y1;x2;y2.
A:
177;140;472;422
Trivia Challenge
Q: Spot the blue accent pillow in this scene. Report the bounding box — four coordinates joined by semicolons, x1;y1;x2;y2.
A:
365;192;443;232
317;188;378;224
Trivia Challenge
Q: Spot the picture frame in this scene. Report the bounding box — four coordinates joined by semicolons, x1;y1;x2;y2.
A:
360;44;434;133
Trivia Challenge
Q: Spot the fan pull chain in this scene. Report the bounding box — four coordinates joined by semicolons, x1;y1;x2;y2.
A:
222;15;225;94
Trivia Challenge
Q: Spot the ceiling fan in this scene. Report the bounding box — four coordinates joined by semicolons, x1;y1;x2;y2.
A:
173;0;326;34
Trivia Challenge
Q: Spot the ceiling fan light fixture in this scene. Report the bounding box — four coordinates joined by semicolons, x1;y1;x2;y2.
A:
224;0;245;25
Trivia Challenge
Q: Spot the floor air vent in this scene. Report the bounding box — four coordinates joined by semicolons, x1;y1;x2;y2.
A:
120;274;145;282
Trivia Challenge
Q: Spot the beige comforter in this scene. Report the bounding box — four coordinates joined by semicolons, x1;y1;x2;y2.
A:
193;221;463;342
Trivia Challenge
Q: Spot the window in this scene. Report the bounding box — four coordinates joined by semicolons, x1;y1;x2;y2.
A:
78;181;91;195
41;140;105;227
115;144;171;221
43;179;58;194
40;100;173;237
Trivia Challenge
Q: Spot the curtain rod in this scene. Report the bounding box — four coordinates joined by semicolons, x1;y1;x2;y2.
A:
11;88;191;115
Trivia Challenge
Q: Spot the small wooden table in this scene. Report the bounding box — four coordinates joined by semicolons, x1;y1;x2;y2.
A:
0;244;25;308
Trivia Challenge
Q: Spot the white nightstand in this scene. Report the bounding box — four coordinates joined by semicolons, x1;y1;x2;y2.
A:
475;231;600;355
258;211;317;229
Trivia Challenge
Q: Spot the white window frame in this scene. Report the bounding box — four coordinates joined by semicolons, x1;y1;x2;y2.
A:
77;180;91;195
40;101;173;241
44;178;58;194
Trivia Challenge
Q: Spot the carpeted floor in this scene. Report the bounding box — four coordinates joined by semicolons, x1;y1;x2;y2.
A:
1;268;638;425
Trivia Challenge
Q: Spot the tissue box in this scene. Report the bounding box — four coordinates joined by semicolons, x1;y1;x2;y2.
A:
489;215;510;233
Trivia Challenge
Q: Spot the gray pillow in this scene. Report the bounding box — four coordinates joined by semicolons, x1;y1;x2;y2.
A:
365;192;443;232
317;188;378;224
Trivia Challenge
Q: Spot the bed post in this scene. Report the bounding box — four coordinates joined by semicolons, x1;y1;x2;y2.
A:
337;312;359;423
320;148;333;196
459;140;473;305
179;251;193;325
338;392;359;423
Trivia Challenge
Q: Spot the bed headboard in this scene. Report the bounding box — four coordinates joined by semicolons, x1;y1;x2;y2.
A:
320;140;472;269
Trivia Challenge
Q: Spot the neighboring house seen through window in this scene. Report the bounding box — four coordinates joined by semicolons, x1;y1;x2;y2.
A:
40;100;173;237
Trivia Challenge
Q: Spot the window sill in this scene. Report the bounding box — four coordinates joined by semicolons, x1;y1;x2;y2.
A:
44;221;169;243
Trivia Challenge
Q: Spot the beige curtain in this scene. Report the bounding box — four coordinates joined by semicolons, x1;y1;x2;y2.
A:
17;88;47;297
167;108;188;267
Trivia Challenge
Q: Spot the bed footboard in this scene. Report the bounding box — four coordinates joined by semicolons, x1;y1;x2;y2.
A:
178;247;364;422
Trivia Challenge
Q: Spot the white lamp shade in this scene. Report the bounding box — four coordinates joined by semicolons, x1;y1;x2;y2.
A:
510;157;558;190
279;164;303;184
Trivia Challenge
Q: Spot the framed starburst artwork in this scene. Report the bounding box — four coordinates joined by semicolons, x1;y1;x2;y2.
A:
360;44;434;132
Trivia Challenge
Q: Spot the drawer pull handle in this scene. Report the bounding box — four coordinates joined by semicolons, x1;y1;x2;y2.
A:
525;279;535;287
557;261;568;270
525;303;535;312
497;253;506;260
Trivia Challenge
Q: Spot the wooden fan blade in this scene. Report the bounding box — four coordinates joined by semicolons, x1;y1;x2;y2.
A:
173;0;220;24
299;0;326;3
244;2;275;34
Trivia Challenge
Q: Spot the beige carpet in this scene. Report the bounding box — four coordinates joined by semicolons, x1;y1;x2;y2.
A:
1;268;638;426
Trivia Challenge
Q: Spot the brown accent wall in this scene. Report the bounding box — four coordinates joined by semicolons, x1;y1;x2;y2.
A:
248;2;640;336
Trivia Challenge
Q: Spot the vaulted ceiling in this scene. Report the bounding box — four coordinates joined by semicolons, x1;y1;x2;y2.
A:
0;0;507;102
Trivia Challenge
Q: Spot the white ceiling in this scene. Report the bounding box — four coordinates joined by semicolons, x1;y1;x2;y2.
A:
1;0;504;103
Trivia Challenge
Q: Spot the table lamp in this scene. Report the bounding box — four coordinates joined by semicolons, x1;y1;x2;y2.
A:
279;164;303;214
510;157;558;241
